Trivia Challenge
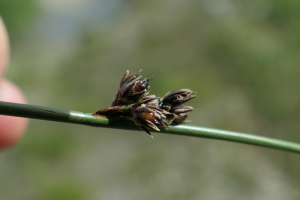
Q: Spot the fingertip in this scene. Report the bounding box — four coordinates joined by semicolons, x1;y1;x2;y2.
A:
0;80;28;149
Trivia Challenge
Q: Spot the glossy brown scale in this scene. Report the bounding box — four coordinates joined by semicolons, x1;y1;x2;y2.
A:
135;109;161;125
133;79;148;92
171;105;194;114
143;112;162;125
173;113;187;124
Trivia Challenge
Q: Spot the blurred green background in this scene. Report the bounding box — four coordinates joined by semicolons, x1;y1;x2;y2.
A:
1;0;300;199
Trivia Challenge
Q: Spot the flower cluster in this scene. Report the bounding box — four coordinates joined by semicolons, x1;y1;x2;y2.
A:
111;70;153;106
95;70;196;137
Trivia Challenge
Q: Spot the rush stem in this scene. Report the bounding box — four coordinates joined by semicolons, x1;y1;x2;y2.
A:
1;101;300;154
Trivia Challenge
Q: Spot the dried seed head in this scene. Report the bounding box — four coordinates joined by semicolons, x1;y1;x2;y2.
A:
131;104;175;136
160;89;196;109
112;70;153;106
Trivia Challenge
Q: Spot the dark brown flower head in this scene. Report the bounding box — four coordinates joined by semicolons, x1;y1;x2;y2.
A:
171;105;194;124
160;89;196;109
131;104;175;137
93;70;196;137
112;70;153;106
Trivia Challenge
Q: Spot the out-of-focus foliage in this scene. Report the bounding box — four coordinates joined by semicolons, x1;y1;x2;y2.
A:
1;0;300;199
0;0;38;39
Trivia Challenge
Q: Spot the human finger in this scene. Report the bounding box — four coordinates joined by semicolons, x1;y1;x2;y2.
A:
0;79;28;149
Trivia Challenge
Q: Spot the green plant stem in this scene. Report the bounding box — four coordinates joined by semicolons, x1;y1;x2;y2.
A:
1;101;300;154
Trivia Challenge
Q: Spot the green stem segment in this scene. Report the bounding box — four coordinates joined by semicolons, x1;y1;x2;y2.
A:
1;101;300;154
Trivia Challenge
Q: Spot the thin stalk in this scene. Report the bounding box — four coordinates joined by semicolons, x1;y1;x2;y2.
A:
1;101;300;154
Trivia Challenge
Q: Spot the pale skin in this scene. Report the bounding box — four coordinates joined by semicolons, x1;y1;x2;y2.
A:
0;18;28;149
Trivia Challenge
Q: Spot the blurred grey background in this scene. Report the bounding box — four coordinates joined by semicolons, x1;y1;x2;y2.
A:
1;0;300;199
